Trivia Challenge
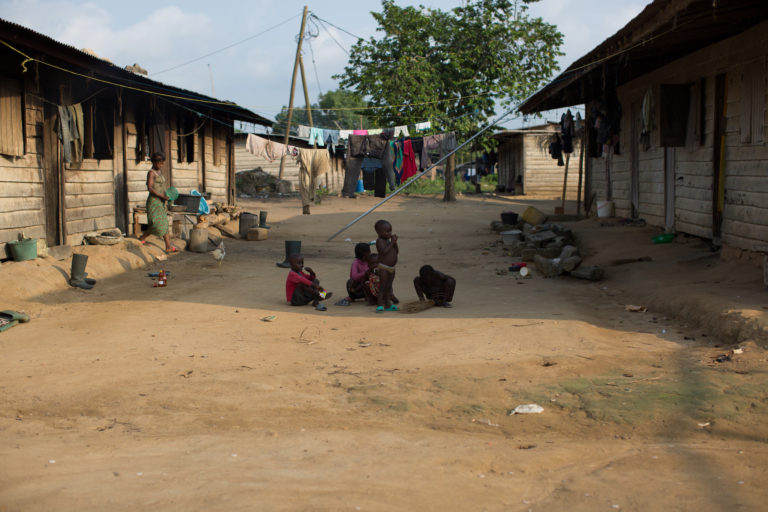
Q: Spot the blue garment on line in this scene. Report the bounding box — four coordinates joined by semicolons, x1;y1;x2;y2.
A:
308;127;325;146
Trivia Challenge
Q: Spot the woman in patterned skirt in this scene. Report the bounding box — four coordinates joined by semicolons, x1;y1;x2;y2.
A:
138;152;178;252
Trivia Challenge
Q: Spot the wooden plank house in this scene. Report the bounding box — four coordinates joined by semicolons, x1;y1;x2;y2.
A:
493;123;583;198
518;0;768;251
0;18;271;257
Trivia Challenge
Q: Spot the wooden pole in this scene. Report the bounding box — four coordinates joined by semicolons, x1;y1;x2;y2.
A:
277;5;309;180
298;53;315;214
560;152;570;212
576;133;585;215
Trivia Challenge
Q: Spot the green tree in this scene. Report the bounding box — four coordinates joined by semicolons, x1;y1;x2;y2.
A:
335;0;563;199
273;89;370;135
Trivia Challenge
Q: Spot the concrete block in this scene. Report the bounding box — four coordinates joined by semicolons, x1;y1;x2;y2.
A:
525;230;557;246
570;265;604;281
559;245;579;259
561;255;582;272
47;245;73;261
501;230;523;244
534;254;564;277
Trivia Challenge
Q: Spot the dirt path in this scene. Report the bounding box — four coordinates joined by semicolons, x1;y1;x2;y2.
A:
1;195;767;511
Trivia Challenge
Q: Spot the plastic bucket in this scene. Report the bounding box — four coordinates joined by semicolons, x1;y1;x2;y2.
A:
189;228;209;253
596;200;614;218
500;212;518;225
8;239;37;261
355;179;365;193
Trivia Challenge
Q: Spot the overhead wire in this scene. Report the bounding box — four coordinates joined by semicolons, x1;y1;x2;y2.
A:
151;13;302;76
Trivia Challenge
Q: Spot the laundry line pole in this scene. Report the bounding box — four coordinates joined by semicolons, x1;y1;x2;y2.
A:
278;5;309;180
326;105;518;242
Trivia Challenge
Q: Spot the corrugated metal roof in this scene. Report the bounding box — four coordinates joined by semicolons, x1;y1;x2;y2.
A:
0;17;273;126
518;0;768;114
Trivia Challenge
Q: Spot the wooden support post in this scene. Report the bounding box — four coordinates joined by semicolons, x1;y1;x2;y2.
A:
277;6;309;181
443;153;456;202
298;52;315;214
576;133;585;215
559;153;570;214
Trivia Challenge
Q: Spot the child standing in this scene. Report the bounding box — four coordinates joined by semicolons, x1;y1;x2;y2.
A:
374;219;398;312
285;254;332;311
336;242;372;306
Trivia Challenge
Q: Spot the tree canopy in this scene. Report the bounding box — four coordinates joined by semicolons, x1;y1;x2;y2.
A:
335;0;563;146
273;88;370;135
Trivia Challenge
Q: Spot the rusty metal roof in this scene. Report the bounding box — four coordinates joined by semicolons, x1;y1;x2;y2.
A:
0;17;273;126
518;0;768;114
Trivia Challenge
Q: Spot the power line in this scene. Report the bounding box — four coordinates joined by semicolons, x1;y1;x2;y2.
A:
151;13;302;76
309;14;363;41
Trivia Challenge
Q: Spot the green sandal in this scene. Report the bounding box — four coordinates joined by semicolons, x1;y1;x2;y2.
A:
0;310;30;333
385;305;399;312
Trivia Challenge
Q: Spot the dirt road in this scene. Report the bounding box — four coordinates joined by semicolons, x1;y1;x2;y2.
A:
1;194;767;511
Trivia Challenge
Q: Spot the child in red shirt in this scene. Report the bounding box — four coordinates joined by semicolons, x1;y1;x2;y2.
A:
285;254;331;311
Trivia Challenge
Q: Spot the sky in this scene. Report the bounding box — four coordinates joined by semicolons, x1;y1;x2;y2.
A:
1;0;647;129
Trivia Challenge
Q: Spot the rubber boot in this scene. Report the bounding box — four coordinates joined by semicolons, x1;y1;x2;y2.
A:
69;253;94;289
82;273;97;285
259;210;271;229
276;240;301;268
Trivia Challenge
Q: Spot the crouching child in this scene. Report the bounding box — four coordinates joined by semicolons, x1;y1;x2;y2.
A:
285;254;332;311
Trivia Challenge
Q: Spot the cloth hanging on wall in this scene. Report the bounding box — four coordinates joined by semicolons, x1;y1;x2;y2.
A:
58;104;83;164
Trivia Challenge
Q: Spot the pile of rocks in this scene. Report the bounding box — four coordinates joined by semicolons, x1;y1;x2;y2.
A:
491;217;603;281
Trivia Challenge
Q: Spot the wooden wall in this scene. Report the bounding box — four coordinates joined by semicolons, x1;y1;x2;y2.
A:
0;90;45;256
521;130;582;199
587;19;768;249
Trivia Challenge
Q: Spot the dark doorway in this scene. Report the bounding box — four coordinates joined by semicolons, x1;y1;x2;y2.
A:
42;103;62;247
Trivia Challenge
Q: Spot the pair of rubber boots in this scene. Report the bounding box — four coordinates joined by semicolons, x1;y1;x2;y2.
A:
69;253;96;289
276;240;301;268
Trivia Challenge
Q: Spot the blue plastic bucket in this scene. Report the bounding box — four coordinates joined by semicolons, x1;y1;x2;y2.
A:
355;179;365;193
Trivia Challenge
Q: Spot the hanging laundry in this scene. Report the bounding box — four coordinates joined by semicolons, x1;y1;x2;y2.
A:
368;128;383;135
348;134;387;159
394;125;410;137
574;112;583;133
324;129;340;153
440;132;457;158
58;105;82;164
410;137;425;169
297;125;310;138
343;157;363;197
415;121;431;131
392;140;405;185
401;139;418;181
561;109;574;154
245;134;288;161
421;133;443;169
380;141;398;190
339;129;353;140
353;129;368;135
297;148;331;209
548;135;564;166
308;127;325;146
374;167;387;198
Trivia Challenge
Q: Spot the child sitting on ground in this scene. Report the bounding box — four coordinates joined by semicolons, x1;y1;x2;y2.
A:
285;254;332;311
336;242;372;306
374;219;398;312
413;265;456;307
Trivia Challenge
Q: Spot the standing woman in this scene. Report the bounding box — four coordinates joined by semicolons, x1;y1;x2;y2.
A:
139;152;178;252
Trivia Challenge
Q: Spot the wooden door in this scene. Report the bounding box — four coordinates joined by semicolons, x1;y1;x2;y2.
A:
42;103;61;247
664;147;676;231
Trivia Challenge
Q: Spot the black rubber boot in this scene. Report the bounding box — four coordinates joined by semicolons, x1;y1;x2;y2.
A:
276;240;301;268
69;253;94;289
259;211;271;229
82;273;97;285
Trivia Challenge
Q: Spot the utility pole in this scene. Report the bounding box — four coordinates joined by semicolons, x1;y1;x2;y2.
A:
277;6;309;180
299;53;315;215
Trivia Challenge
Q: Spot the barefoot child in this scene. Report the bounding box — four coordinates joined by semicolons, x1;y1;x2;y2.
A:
414;265;456;307
285;254;332;311
336;243;372;306
374;219;398;312
364;253;399;306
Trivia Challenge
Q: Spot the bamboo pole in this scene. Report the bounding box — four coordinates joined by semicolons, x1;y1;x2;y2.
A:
560;152;570;212
576;133;585;215
277;6;308;180
298;53;315;214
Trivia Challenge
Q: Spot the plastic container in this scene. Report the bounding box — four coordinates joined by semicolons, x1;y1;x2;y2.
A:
596;200;614;218
652;233;675;244
189;228;209;252
8;239;37;261
500;212;519;225
355;179;365;193
239;212;259;238
174;194;201;213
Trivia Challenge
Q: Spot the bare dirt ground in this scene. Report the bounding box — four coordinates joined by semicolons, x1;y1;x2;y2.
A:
1;194;767;511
